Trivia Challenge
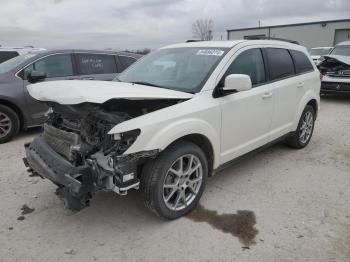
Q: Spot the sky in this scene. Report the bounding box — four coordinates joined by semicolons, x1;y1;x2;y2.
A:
0;0;349;51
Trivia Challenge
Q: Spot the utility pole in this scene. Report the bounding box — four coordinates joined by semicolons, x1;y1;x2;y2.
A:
258;20;261;28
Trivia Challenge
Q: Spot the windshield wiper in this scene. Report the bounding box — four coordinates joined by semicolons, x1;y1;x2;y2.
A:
130;81;161;88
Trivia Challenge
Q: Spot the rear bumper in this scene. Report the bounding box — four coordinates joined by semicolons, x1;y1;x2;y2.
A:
321;81;350;93
23;136;95;197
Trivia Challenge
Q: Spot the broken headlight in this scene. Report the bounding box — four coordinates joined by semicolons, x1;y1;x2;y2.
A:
104;129;141;155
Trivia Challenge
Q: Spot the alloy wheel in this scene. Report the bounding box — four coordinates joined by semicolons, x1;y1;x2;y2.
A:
299;111;313;144
0;112;12;139
163;154;203;211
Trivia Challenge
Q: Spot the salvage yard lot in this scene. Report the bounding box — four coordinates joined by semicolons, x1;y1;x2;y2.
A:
0;96;349;262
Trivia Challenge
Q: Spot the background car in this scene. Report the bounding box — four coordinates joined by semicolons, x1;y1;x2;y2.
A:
309;46;333;65
318;41;350;94
0;49;142;143
0;46;45;64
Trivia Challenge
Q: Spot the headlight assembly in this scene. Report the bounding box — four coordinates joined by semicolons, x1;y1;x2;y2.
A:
104;129;141;155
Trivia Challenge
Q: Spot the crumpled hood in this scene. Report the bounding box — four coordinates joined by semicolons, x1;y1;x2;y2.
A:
322;55;350;66
27;80;193;105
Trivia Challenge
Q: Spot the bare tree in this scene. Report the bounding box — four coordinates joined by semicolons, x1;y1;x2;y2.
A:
192;19;213;40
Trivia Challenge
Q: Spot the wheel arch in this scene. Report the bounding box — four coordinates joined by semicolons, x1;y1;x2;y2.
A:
293;91;319;130
0;98;24;129
306;99;318;118
166;133;215;176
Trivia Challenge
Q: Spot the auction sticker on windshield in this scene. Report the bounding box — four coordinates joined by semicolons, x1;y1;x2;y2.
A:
196;49;225;56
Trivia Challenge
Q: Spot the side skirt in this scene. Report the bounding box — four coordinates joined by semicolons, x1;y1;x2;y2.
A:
212;132;293;175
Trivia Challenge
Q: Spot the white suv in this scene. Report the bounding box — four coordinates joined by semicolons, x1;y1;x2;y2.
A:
24;40;320;219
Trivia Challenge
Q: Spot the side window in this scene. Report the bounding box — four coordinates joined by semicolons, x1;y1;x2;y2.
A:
118;55;137;71
223;48;266;86
0;51;19;63
76;54;117;75
33;54;73;78
290;50;314;74
23;64;34;80
265;48;295;80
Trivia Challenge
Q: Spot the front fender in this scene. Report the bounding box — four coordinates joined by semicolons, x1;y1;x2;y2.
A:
124;118;221;168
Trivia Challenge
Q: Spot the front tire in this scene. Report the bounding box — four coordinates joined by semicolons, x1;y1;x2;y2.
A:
0;105;20;144
141;141;208;219
285;105;315;149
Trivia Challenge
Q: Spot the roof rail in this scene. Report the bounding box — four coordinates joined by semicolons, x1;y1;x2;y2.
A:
244;36;299;45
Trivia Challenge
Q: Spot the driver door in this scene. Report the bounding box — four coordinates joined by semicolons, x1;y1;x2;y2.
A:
218;48;274;164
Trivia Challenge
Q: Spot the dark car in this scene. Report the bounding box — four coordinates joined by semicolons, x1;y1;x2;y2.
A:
0;49;141;143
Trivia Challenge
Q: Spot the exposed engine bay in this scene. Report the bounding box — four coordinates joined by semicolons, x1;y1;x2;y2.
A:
23;98;184;211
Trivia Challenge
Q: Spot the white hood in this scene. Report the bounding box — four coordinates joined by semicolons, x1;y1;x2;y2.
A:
27;80;193;105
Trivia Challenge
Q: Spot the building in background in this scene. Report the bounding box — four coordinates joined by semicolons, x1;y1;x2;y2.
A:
227;19;350;49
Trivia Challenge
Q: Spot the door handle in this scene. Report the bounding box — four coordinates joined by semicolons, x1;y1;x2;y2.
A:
297;82;304;88
82;77;94;80
262;92;273;99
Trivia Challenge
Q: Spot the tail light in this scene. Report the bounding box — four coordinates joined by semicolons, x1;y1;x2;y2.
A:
320;74;324;81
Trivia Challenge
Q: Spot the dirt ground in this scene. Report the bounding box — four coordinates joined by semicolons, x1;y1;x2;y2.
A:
0;95;349;262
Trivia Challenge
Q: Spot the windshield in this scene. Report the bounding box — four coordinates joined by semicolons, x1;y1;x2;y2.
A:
309;48;332;56
330;45;350;56
0;53;36;74
117;47;228;93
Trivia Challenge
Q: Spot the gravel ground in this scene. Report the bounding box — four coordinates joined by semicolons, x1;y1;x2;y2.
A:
0;96;349;262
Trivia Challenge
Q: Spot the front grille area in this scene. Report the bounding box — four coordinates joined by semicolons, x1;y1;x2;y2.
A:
43;124;80;161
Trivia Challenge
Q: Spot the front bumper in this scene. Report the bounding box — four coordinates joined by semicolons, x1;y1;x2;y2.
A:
23;133;159;211
23;136;96;210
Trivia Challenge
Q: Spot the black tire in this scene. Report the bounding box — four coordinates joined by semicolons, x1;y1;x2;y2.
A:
0;104;20;144
285;105;315;149
141;141;208;219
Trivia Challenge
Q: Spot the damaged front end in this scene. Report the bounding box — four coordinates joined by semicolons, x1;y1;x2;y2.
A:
23;99;181;211
319;55;350;93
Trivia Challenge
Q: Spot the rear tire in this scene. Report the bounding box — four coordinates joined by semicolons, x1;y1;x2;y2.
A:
285;105;315;149
0;104;20;144
141;141;208;219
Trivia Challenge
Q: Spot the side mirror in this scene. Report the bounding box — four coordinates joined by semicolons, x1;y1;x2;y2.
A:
28;71;47;83
223;74;252;92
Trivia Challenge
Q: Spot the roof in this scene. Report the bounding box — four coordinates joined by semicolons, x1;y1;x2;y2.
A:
162;40;245;49
227;18;350;32
162;40;302;49
20;49;142;60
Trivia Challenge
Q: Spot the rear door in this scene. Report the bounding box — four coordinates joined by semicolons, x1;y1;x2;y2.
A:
74;53;118;81
263;47;300;140
21;53;76;125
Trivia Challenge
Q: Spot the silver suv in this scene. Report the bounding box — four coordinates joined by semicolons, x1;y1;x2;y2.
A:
0;49;141;143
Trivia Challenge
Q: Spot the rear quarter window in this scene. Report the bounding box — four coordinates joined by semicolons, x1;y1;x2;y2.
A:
290;50;314;74
0;51;19;64
265;48;295;80
76;53;117;75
